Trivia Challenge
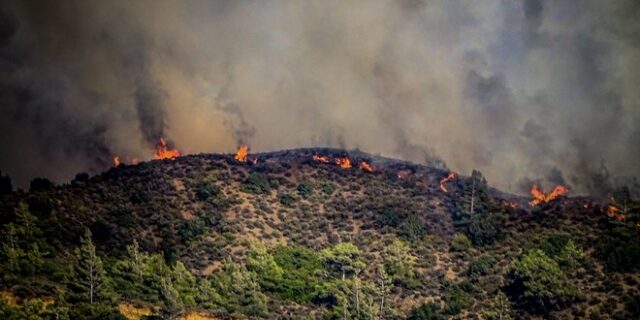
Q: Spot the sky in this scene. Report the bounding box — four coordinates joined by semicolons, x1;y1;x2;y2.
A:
0;0;639;196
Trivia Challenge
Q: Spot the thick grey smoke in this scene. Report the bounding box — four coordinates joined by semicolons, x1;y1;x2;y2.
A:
0;0;638;196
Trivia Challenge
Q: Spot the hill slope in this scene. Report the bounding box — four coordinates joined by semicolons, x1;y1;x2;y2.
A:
0;148;639;319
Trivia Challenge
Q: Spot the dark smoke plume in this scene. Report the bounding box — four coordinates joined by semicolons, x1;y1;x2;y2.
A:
0;0;638;197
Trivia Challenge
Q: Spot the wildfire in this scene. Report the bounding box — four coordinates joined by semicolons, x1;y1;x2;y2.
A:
312;155;330;163
360;161;374;172
235;144;248;162
113;155;142;166
155;138;181;160
607;204;625;221
529;185;568;206
439;172;457;193
335;156;352;169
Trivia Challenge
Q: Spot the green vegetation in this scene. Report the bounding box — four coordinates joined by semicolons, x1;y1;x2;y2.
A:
0;151;638;319
466;213;505;246
508;249;580;312
241;172;271;194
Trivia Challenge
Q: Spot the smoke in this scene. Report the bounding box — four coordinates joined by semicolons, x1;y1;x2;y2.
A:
0;0;639;196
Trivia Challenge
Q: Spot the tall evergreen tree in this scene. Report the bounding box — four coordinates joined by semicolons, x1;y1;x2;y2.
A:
455;170;492;221
74;229;108;304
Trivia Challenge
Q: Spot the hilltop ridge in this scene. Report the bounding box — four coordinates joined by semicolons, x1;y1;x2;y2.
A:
0;148;638;319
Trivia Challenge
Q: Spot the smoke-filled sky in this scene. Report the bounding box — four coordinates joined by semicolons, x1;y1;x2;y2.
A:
1;0;639;195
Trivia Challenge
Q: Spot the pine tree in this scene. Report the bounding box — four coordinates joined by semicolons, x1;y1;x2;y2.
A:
1;223;23;276
74;229;108;304
159;277;184;319
126;239;144;285
455;170;491;221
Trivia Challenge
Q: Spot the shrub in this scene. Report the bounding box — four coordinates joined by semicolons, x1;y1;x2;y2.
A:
195;182;220;201
398;215;425;242
467;255;495;279
596;226;640;272
466;213;504;246
271;245;322;303
178;219;206;242
241;173;271;194
29;178;54;192
451;233;471;252
0;170;12;194
508;249;580;312
407;302;444;320
73;172;90;184
443;282;473;315
297;180;314;198
321;182;336;195
279;193;296;207
377;207;401;228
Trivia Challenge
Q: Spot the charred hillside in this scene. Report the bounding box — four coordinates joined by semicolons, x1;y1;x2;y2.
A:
0;148;639;319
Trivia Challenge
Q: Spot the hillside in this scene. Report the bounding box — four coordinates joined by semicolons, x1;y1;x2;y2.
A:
0;148;639;319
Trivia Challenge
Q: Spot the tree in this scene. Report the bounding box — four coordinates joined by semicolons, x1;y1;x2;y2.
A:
29;177;54;192
171;261;199;307
466;213;504;246
1;223;23;278
383;239;415;285
377;265;392;318
483;291;512;320
74;229;109;304
398;215;425;242
454;170;491;221
0;170;12;194
508;249;579;312
450;233;471;252
246;241;283;288
159;277;184;319
126;239;144;286
211;258;268;317
321;243;365;280
407;302;443;320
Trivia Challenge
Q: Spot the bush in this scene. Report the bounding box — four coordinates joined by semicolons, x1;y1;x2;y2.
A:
29;178;54;192
596;226;640;272
398;215;425;242
321;182;336;195
271;245;322;303
451;233;471;252
195;182;220;201
377;207;401;228
508;249;580;312
73;172;90;184
444;282;473;315
279;193;296;207
539;233;571;257
297;180;314;198
407;302;443;320
27;194;54;218
466;213;504;246
241;173;271;194
0;170;12;194
467;255;495;279
178;219;206;242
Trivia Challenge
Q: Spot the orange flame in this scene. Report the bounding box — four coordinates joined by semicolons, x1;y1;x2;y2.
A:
312;155;330;163
335;156;351;169
529;185;568;206
113;156;121;167
607;205;619;217
235;144;248;162
360;161;374;172
439;173;457;193
155;138;181;160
